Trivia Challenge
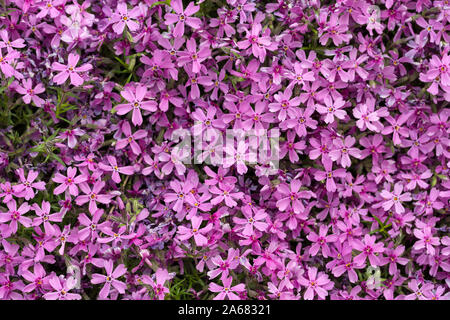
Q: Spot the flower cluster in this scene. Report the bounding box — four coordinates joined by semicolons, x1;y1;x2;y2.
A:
0;0;449;300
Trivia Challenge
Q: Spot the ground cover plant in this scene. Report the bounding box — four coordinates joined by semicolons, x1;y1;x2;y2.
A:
0;0;449;300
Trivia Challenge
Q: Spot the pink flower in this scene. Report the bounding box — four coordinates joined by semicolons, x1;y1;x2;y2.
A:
0;29;25;51
0;200;31;236
307;225;338;258
164;0;202;37
31;201;62;234
379;182;412;214
177;215;212;246
209;276;245;300
209;183;243;208
141;269;172;300
298;267;334;300
77;209;109;241
352;234;385;267
52;167;87;196
43;275;81;300
51;53;92;86
115;85;157;126
233;205;268;236
91;260;128;299
413;226;440;256
0;49;20;78
13;168;46;200
316;96;347;124
313;158;347;192
115;121;147;155
58;129;85;149
276;179;314;213
177;38;211;74
14;78;45;107
207;248;240;280
329;136;361;168
36;0;64;19
110;2;140;34
384;245;409;275
269;87;302;121
75;181;113;215
98;156;135;184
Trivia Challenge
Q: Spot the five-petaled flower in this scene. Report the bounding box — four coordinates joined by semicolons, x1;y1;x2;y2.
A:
51;53;92;86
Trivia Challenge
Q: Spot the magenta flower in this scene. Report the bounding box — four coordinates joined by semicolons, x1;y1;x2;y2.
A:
384;245;409;275
43;275;81;300
15;78;45;107
51;53;92;86
0;29;25;51
115;85;157;126
233;205;268;236
282;107;318;137
420;52;450;95
413;226;440;256
0;239;23;276
269;87;302;121
0;49;20;78
31;201;62;234
404;279;434;300
177;215;212;246
316;96;347;124
164;0;201;37
141;269;172;300
97;225;135;245
276;179;314;214
98;156;135;184
381;113;411;146
307;225;337;258
313;158;347;192
58;128;85;149
75;181;112;215
115;121;147;155
209;183;243;208
77;209;109;241
52;167;87;196
91;260;128;299
379;182;412;214
110;2;140;34
353;234;385;267
209;276;245;300
36;0;64;19
329;136;361;168
22;263;49;293
298;267;334;300
207;248;240;280
13;168;46;200
177;38;211;74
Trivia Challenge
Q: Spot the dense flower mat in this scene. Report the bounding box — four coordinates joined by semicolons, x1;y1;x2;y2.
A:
0;0;449;300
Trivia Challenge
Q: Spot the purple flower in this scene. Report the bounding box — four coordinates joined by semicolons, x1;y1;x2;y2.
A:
298;267;334;300
352;234;385;267
177;215;212;246
307;225;337;258
51;53;92;86
110;2;140;34
91;260;128;299
43;275;81;300
13;168;46;200
52;167;86;196
164;0;201;37
115;85;157;126
98;156;135;184
379;182;412;214
0;200;31;236
209;276;245;300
